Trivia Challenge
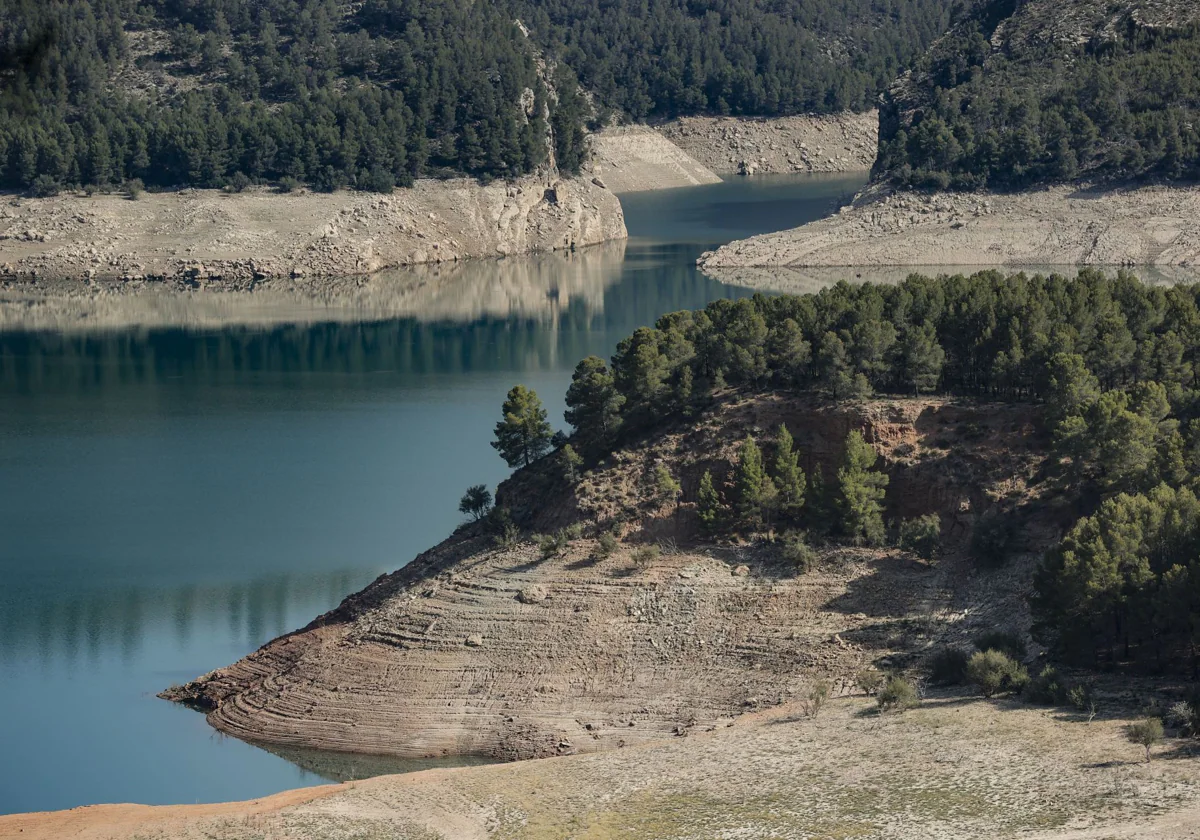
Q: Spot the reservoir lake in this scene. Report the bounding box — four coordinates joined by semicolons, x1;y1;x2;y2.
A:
0;174;865;814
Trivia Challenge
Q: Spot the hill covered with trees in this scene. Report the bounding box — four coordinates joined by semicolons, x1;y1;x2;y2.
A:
873;0;1200;189
0;0;959;194
516;268;1200;673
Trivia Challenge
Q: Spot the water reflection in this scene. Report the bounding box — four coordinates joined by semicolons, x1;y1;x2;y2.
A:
0;241;630;333
0;570;371;669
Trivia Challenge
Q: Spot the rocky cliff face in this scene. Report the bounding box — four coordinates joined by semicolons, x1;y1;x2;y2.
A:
165;394;1054;762
0;174;627;283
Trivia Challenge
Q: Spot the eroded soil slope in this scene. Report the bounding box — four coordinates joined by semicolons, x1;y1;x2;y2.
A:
165;394;1056;761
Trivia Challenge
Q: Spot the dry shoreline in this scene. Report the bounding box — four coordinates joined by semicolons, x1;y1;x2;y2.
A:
5;696;1199;840
698;183;1200;272
0;173;626;284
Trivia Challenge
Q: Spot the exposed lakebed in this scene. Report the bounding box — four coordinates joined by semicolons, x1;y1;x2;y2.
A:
0;173;865;814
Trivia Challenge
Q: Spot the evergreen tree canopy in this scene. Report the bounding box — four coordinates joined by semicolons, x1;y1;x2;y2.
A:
836;429;889;545
492;384;554;468
874;0;1200;189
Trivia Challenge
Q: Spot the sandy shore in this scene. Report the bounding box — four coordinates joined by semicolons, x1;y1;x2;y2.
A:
699;184;1200;271
0;174;626;283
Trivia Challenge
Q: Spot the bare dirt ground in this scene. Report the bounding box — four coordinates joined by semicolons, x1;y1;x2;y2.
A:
659;111;879;176
6;696;1199;840
698;184;1200;271
0;174;626;283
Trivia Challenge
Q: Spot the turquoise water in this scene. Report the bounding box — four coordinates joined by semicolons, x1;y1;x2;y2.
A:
0;173;866;815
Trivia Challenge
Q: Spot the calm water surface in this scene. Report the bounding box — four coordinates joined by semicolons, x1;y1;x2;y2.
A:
0;174;865;814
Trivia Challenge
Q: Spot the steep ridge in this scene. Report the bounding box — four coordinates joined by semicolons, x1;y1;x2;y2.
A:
165;394;1053;760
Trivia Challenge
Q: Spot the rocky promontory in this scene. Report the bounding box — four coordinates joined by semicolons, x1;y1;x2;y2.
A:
164;393;1048;762
0;174;626;284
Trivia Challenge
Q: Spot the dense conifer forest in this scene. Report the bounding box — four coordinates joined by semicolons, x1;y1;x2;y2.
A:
874;0;1200;189
0;0;957;193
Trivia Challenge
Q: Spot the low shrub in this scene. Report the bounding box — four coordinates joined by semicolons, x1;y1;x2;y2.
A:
781;531;818;572
277;176;301;193
30;174;61;198
632;544;661;567
1127;718;1164;762
966;650;1028;698
928;647;971;685
124;178;144;200
877;676;920;712
854;669;885;697
898;514;941;561
972;512;1016;566
800;679;831;718
1024;665;1070;705
973;629;1027;660
596;531;618;557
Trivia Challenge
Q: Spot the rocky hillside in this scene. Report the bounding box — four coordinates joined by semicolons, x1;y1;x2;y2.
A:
165;393;1055;760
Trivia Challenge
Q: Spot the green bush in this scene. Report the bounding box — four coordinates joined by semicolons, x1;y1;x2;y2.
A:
966;650;1028;698
654;465;681;505
800;679;831;718
124;178;144;200
225;171;252;193
781;531;818;572
632;544;660;567
277;176;301;193
928;647;971;685
972;512;1015;566
488;507;519;548
30;174;61;198
877;676;920;712
596;531;619;557
1024;666;1070;705
898;514;941;560
1127;718;1164;762
973;630;1027;660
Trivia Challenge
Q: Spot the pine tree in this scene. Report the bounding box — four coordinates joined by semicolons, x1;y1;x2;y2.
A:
734;436;776;530
458;484;493;520
837;430;889;545
771;424;806;524
564;356;624;457
697;470;725;535
492;385;554;468
898;322;945;395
